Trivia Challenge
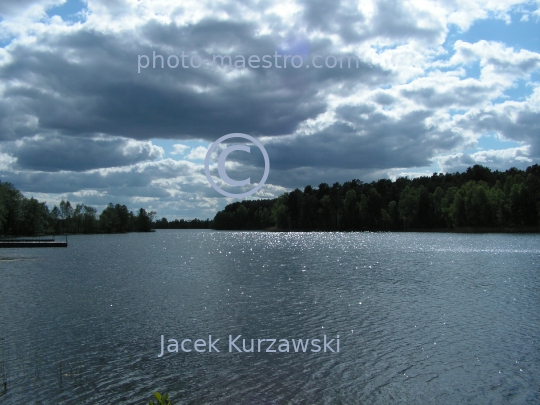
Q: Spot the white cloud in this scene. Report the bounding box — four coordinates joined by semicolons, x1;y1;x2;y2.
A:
448;40;540;87
444;0;525;30
437;146;532;172
387;169;439;181
122;139;164;159
185;146;208;160
0;151;16;170
171;143;189;155
450;85;540;156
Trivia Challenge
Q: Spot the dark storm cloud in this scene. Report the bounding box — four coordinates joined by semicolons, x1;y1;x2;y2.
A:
6;135;163;171
214;99;466;179
257;107;463;173
0;18;390;144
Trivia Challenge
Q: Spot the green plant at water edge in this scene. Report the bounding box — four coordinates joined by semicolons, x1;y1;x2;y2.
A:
149;391;172;405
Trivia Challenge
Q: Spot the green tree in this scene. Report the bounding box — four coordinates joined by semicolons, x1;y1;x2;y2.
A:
271;194;290;229
135;208;156;232
387;200;399;229
235;205;248;229
19;198;50;235
82;205;98;233
288;189;304;229
302;194;319;230
342;189;358;230
441;187;457;227
416;186;430;228
0;182;23;234
0;184;8;234
510;183;537;226
462;181;491;227
432;187;445;228
398;186;418;229
358;194;369;229
489;184;508;227
449;192;467;227
381;208;392;230
367;188;383;228
100;203;120;233
317;195;332;230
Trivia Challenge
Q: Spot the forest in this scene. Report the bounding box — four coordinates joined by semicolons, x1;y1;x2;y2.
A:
0;182;156;236
3;164;539;236
212;164;540;232
153;217;213;229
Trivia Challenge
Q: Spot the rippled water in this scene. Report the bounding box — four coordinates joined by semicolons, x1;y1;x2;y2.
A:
0;230;539;404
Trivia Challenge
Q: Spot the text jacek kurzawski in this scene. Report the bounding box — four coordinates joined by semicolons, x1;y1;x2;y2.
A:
157;334;340;357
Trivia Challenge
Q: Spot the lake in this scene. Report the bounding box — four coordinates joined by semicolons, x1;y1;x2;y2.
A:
0;230;539;404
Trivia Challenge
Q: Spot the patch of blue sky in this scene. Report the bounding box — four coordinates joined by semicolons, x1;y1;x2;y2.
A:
445;10;540;53
421;159;442;175
494;77;536;103
439;12;540;103
489;71;540;104
151;139;210;160
461;132;522;155
0;17;15;48
396;159;442;178
0;36;13;48
46;0;86;22
446;108;468;118
428;59;481;79
477;134;522;150
370;43;401;53
462;62;481;80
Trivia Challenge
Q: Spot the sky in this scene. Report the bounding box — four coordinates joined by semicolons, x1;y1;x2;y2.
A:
0;0;539;220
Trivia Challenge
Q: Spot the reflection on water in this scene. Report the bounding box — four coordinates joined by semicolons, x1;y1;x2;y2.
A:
0;230;539;404
0;258;37;262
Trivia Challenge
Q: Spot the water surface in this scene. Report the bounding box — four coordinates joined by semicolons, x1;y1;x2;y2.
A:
0;230;539;404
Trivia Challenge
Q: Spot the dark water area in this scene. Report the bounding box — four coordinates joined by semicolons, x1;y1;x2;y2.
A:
0;230;539;404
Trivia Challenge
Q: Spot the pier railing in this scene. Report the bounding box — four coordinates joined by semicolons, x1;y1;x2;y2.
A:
0;235;68;248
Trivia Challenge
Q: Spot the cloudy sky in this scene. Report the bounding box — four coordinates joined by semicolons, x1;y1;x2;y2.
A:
0;0;539;220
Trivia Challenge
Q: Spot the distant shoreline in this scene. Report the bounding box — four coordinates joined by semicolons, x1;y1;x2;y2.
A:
0;230;156;239
260;226;540;234
5;228;538;237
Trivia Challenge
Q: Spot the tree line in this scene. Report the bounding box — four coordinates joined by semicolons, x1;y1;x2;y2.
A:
212;164;540;231
153;217;213;229
0;182;157;236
